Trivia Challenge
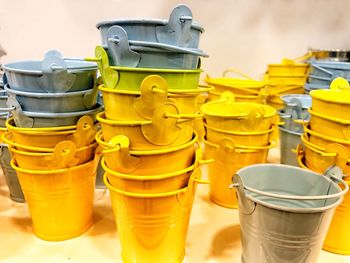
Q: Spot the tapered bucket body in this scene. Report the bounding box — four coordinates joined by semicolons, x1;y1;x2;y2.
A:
11;158;98;241
279;126;302;166
323;180;350;254
233;164;347;263
204;138;270;209
104;170;201;263
0;144;25;202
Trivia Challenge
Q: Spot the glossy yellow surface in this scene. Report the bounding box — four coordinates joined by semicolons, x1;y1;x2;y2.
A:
267;62;309;75
96;130;197;175
10;158;98;241
201;100;276;132
204;122;274;146
309;108;350;141
9;141;97;170
204;138;270;209
104;170;202;263
97;112;193;151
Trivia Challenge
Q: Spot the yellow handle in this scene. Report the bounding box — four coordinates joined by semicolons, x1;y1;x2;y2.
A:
165;111;203;119
222;68;253;79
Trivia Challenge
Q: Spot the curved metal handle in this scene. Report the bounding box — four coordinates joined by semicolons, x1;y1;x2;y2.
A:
165;111;202;119
222;68;253;79
231;173;348;201
310;62;334;77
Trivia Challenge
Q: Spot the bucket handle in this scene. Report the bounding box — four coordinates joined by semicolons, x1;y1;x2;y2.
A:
310;62;334;77
231;171;348;201
222;68;253;80
86;46;119;89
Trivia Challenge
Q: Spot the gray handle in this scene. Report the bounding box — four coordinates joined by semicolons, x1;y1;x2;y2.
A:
156;4;194;47
231;173;348;201
311;63;334;77
106;26;141;67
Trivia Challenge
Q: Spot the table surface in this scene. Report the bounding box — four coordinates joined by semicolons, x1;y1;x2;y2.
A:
0;147;349;263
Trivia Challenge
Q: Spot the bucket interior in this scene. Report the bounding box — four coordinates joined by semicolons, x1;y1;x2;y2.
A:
238;165;342;210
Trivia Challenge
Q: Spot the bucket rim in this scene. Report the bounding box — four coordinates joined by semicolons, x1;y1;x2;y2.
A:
99;84;212;95
310;89;350;105
9;141;97;156
278;125;303;136
305;124;350;146
208;90;259;99
109;65;202;74
235;163;347;213
200;101;276;119
309;108;350;124
204;121;275;135
203;136;276;151
96;130;198;156
102;157;195;180
104;173;190;198
11;157;96;174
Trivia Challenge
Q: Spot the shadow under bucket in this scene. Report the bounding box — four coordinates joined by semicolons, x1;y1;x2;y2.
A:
232;164;348;263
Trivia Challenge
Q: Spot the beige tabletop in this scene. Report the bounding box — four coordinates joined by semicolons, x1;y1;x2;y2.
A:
0;147;349;263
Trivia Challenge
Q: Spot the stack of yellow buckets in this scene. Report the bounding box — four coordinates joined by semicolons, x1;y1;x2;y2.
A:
200;92;277;208
297;77;350;254
205;69;267;103
1;52;100;241
92;5;211;262
265;58;309;110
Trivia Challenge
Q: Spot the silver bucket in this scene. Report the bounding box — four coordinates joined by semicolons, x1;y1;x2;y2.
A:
279;126;302;166
0;144;25;202
279;94;311;133
232;164;348;263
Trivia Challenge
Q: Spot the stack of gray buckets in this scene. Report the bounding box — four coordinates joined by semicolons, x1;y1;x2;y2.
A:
278;94;311;166
0;74;25;202
305;50;350;93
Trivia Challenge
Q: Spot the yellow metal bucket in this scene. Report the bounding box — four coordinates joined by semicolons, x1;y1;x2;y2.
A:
104;169;206;263
200;94;276;132
96;130;197;175
0;127;5;143
205;69;265;96
309;108;350;141
300;134;350;176
267;59;309;75
8;138;97;170
5;116;96;148
97;111;193;151
266;75;307;86
208;90;262;103
304;125;350;152
204;121;274;146
99;75;208;121
11;157;98;241
323;179;350;254
204;137;273;209
310;78;350;119
297;144;350;255
102;155;201;193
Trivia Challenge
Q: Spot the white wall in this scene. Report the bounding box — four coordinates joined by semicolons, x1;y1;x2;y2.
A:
1;0;350;78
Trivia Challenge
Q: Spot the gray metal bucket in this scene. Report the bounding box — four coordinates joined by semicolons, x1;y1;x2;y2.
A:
0;111;8;126
0;90;8;108
279;94;311;132
279;126;302;166
304;83;329;94
97;4;204;48
105;25;207;69
308;74;342;86
0;144;25;202
5;84;98;113
310;60;350;79
0;77;3;89
2;51;97;93
95;157;105;189
309;48;350;62
232;164;348;263
10;103;102;128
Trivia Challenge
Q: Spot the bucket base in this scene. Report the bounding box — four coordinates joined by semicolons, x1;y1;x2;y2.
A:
322;246;350;255
210;195;238;209
33;220;93;242
121;251;185;263
9;195;25;203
